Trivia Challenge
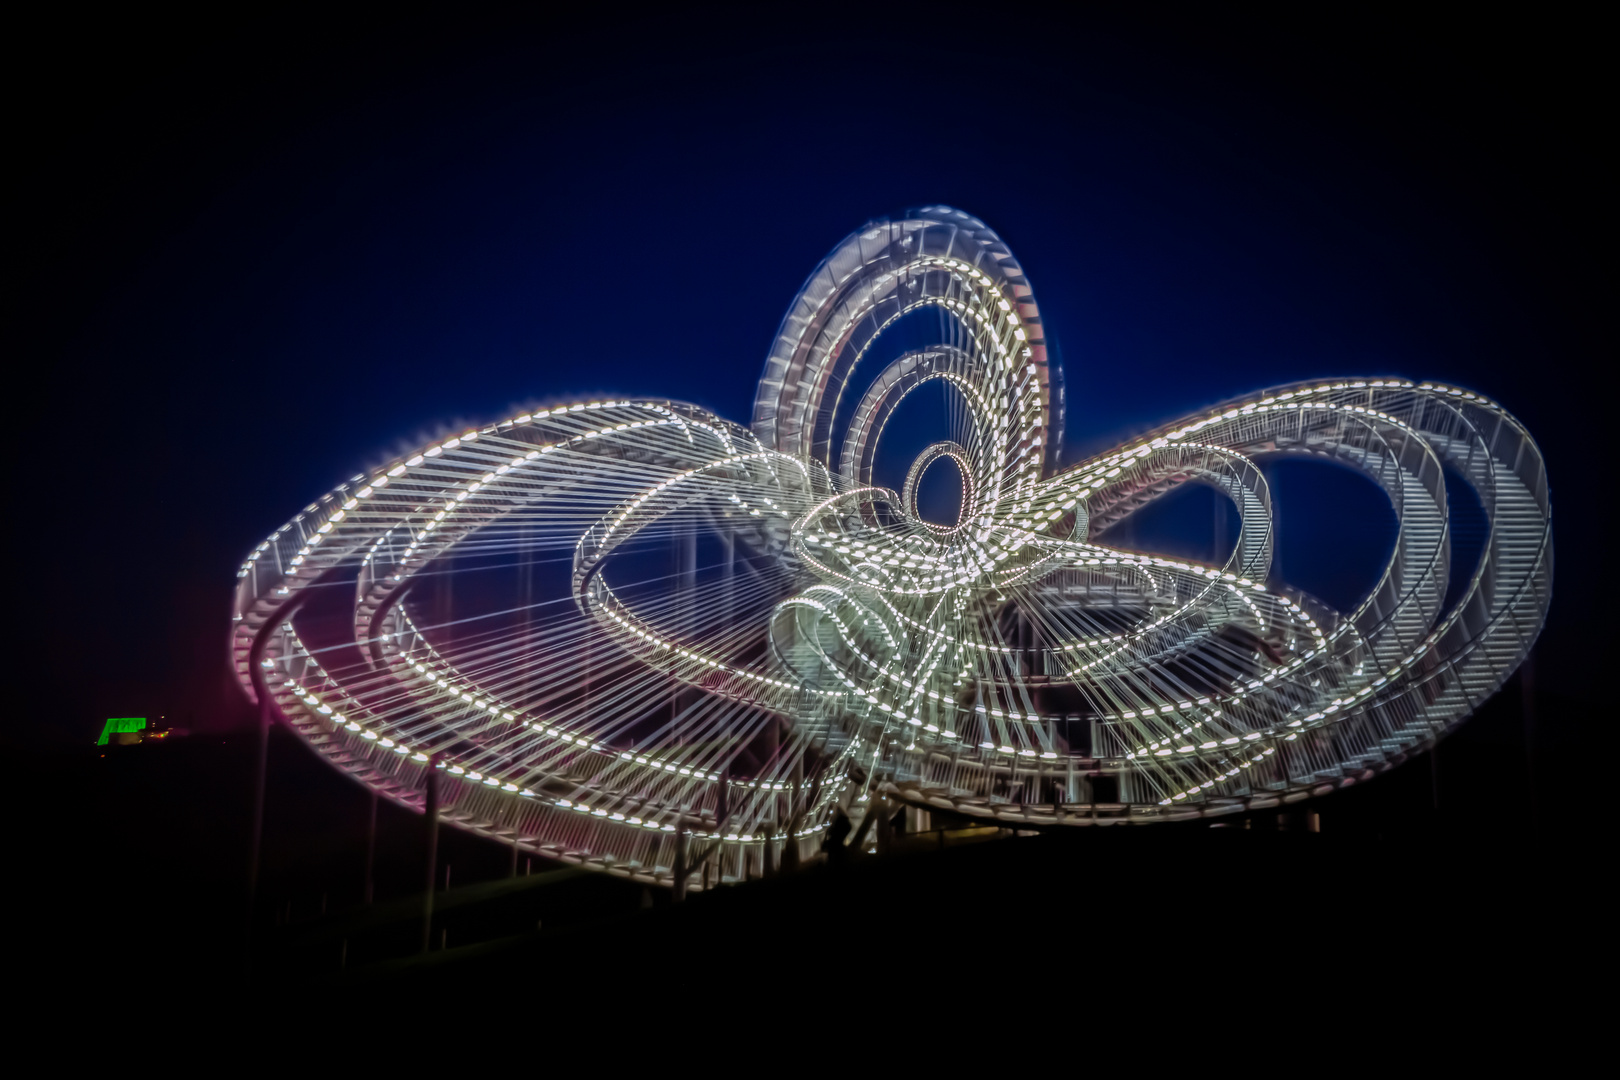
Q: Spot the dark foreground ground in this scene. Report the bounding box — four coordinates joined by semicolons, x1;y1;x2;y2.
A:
19;682;1593;999
298;826;1574;989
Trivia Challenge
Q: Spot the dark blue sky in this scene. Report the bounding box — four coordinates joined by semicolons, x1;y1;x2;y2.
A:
13;9;1602;746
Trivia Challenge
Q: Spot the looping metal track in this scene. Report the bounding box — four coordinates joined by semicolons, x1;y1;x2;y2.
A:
231;207;1550;887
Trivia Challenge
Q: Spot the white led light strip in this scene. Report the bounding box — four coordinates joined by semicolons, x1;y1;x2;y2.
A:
230;209;1550;886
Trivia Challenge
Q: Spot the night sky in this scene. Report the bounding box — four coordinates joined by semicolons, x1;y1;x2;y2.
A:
12;9;1603;756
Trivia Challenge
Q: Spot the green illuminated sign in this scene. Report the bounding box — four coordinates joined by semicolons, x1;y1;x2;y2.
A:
97;717;147;745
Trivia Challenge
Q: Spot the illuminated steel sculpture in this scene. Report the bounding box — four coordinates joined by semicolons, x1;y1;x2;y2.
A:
231;207;1551;887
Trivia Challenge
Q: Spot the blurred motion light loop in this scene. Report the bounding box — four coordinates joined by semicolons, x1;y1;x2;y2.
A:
230;208;1549;888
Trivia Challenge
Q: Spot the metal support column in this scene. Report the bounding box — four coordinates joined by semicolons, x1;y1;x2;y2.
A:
244;590;307;976
364;789;378;905
421;754;443;953
672;831;690;901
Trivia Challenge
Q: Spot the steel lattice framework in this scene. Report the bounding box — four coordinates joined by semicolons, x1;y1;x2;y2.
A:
231;207;1552;888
